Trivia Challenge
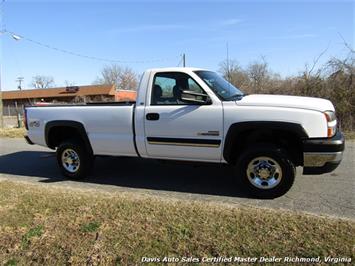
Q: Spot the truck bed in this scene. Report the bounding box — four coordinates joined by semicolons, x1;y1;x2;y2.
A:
26;103;137;157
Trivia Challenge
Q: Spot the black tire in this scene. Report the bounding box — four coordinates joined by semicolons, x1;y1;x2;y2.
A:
56;139;93;179
236;143;295;199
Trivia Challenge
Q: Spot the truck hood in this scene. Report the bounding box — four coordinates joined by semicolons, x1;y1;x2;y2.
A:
236;94;335;112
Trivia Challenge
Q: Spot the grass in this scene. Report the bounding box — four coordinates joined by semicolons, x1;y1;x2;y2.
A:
4;259;17;266
80;222;101;233
0;128;25;138
0;181;353;265
21;225;44;249
344;131;355;140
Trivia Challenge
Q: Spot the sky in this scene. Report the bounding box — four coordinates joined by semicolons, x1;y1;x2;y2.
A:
0;0;354;91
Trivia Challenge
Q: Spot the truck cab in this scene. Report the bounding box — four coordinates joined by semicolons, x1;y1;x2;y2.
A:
135;68;225;162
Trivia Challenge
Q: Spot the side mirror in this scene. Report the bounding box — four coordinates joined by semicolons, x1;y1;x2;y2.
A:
180;90;212;105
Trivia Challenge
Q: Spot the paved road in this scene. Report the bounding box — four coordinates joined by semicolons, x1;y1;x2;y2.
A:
0;138;354;219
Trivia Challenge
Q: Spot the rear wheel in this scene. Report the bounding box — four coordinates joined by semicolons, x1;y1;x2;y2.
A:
56;139;93;179
236;144;295;199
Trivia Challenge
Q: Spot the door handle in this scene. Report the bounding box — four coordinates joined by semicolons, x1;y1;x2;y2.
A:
146;113;160;121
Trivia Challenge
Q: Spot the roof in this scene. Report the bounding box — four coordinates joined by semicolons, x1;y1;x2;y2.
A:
1;84;116;100
145;67;208;73
115;90;136;101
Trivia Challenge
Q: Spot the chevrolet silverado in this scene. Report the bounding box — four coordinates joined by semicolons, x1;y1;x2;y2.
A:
24;67;345;198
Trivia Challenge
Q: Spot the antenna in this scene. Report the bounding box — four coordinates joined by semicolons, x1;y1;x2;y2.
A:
182;53;186;67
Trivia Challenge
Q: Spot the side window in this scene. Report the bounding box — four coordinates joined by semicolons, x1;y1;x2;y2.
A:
152;76;176;105
187;78;205;101
188;78;203;93
151;72;206;105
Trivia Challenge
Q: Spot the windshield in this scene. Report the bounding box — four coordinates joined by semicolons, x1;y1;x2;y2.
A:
194;70;244;101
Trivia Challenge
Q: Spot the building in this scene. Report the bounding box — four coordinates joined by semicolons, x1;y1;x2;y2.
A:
1;84;137;116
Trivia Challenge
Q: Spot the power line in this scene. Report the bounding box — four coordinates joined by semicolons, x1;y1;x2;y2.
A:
3;29;180;64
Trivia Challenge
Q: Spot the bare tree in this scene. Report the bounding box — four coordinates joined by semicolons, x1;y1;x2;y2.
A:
247;57;270;93
324;56;355;130
64;80;76;87
95;64;138;91
31;75;55;89
219;59;249;90
218;48;354;130
297;47;329;96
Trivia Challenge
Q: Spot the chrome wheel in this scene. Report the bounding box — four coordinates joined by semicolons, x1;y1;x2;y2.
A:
246;156;282;190
61;148;80;173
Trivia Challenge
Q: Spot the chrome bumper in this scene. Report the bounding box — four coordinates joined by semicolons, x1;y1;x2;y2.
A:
302;131;344;175
303;151;343;167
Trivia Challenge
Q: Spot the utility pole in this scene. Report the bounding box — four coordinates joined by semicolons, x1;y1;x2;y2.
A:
182;53;186;67
0;1;5;128
226;42;231;83
16;77;24;90
0;67;3;127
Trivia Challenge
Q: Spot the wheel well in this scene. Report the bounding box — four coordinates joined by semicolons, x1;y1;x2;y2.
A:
47;126;83;149
45;121;93;155
227;129;304;166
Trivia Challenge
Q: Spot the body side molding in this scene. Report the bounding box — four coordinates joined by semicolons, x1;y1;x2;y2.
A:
147;137;221;148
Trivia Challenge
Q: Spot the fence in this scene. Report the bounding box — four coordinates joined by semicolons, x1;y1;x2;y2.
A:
3;104;24;117
1;104;23;128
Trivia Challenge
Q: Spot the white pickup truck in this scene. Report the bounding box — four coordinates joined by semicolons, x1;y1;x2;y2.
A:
24;67;345;198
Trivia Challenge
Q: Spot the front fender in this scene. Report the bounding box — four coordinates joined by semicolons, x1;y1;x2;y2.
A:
223;121;308;163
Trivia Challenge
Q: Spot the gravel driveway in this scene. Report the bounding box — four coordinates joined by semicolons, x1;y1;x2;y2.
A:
0;138;354;219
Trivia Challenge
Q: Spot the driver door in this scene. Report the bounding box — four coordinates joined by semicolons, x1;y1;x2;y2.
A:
144;71;223;162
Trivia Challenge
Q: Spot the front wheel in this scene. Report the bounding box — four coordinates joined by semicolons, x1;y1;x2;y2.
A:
236;144;295;199
56;139;93;179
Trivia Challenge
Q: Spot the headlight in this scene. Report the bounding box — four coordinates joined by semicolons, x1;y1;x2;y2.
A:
324;111;337;137
324;110;336;122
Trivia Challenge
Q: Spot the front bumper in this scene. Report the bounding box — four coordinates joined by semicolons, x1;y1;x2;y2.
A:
302;131;345;175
